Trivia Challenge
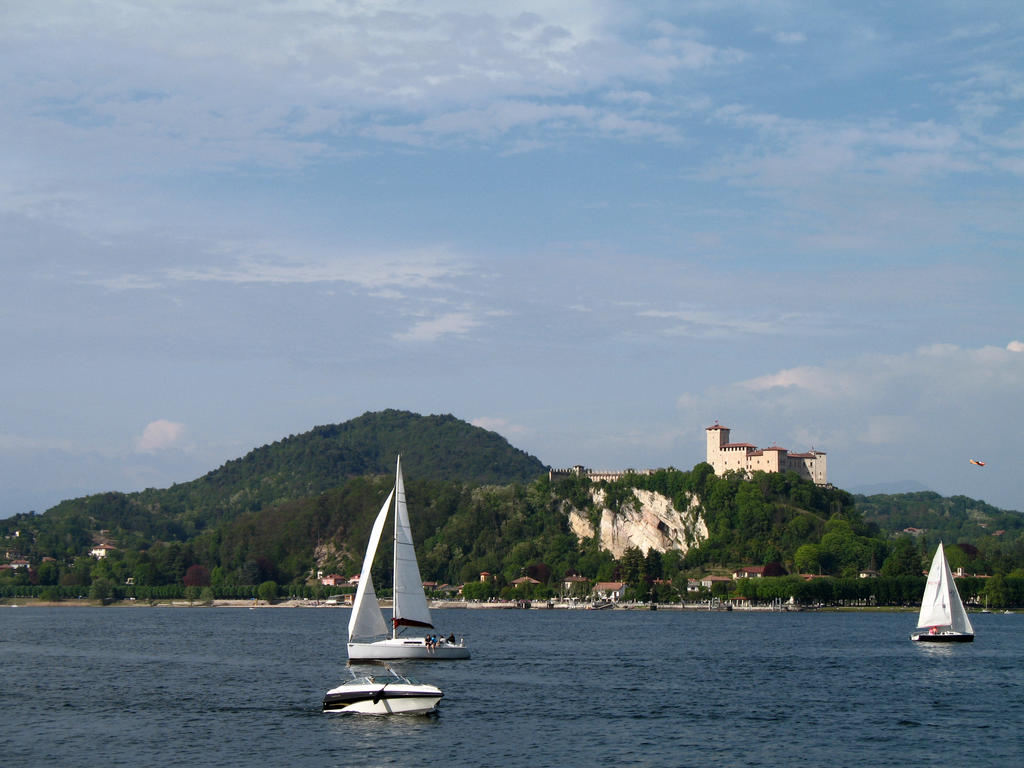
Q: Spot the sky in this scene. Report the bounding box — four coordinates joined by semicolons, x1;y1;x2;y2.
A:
2;1;1022;516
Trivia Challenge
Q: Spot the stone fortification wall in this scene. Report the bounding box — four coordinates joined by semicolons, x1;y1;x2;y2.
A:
566;488;708;559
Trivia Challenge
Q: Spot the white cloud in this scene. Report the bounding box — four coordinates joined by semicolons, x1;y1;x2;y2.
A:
1008;340;1024;352
0;0;749;183
395;312;481;342
136;420;186;453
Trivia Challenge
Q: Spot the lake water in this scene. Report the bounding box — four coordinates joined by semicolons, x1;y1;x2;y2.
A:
1;606;1020;767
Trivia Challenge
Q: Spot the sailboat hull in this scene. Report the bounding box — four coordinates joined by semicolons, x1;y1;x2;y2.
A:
347;637;470;660
911;631;974;643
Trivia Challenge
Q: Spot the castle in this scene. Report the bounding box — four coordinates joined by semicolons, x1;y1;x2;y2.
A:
549;423;827;486
705;422;827;485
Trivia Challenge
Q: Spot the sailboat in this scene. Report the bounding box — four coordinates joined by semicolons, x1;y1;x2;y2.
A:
347;456;470;660
910;541;974;643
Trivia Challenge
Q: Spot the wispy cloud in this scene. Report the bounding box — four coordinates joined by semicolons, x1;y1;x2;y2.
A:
94;243;466;292
638;307;806;339
471;416;527;435
0;433;75;454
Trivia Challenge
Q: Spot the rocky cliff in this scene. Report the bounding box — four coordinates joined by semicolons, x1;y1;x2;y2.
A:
566;488;707;558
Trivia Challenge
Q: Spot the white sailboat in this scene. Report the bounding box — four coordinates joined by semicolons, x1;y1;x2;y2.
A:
910;541;974;643
347;455;470;660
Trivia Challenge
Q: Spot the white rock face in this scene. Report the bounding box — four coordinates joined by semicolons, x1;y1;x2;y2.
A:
566;488;707;558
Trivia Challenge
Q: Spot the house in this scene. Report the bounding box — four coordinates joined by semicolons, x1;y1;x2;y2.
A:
732;566;766;579
90;544;116;559
592;581;626;601
9;559;30;570
686;578;701;592
319;574;345;587
858;569;879;579
479;571;494;582
700;575;733;589
511;576;541;587
561;574;590;598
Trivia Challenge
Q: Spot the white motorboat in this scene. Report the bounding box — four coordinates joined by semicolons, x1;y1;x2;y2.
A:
322;668;442;715
911;541;974;643
347;455;470;661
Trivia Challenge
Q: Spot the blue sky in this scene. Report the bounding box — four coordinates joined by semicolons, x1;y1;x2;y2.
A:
2;1;1022;515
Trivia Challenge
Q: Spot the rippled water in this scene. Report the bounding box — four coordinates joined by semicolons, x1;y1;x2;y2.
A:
1;606;1020;767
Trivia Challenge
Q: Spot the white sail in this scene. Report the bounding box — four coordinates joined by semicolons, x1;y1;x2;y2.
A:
391;455;434;632
347;488;394;642
915;541;974;634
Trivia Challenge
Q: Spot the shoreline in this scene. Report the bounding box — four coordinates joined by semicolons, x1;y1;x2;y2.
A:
1;597;930;613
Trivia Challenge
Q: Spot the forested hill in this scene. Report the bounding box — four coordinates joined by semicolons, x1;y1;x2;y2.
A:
855;490;1024;547
20;410;547;550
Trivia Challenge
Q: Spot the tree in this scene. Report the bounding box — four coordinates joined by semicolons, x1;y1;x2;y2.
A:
881;537;921;578
462;580;495;601
983;574;1009;610
643;549;662;582
183;564;211;587
619;547;645;586
89;577;116;604
36;560;60;586
794;544;823;575
257;580;279;602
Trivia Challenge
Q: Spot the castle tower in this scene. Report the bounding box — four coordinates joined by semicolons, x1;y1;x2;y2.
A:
705;422;729;473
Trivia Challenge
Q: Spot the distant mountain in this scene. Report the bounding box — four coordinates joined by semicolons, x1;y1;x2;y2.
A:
16;410;547;548
849;480;931;495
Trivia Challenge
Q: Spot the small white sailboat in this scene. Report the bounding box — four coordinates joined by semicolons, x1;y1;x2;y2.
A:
347;455;470;661
910;541;974;643
322;667;442;715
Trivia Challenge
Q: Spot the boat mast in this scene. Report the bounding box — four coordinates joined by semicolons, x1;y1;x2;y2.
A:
392;454;400;640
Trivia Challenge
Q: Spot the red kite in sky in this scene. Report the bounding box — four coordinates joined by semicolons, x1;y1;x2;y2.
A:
969;459;986;466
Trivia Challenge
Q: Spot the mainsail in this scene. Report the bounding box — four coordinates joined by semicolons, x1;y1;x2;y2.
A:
347;489;393;642
392;455;434;631
915;541;974;635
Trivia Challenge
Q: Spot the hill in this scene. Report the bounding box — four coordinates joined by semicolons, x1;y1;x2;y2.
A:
5;410;547;556
855;490;1024;548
